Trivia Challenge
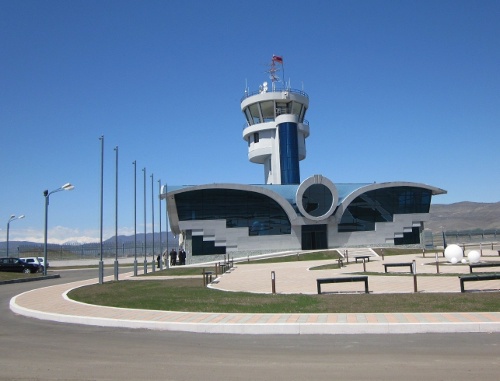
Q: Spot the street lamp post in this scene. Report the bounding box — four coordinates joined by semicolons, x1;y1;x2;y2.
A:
151;173;155;272
158;179;162;270
43;183;74;276
6;215;25;257
133;160;138;276
114;146;119;281
165;184;169;269
142;167;147;274
99;135;104;284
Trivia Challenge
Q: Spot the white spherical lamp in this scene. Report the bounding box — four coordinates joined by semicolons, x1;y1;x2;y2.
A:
444;244;463;264
467;250;481;264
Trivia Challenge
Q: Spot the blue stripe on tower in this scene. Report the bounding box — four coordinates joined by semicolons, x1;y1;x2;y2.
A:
278;122;300;184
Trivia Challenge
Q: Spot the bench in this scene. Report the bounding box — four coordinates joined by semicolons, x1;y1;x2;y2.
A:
203;271;214;286
218;260;234;274
459;273;500;292
383;262;414;274
354;255;371;263
469;262;500;273
316;276;369;294
218;262;228;274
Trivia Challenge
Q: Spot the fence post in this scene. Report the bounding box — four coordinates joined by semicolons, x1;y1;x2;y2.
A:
413;260;418;292
271;271;276;294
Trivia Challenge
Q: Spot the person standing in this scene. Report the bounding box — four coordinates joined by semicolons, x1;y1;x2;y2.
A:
179;248;186;265
169;248;177;266
162;250;168;267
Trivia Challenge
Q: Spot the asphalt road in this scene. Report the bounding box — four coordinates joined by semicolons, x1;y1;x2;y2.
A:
0;269;499;381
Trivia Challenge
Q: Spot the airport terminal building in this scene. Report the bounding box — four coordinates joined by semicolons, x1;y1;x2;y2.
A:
162;57;446;262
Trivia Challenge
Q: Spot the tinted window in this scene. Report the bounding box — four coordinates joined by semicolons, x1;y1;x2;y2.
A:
175;189;291;236
339;187;432;232
302;184;333;217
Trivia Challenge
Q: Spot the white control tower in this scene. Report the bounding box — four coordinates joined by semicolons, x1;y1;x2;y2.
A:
241;56;310;185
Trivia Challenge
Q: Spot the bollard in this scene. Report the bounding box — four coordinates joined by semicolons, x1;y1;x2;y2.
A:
435;252;440;274
362;258;366;272
381;248;385;261
271;271;276;294
345;249;349;263
422;249;425;258
413;260;418;292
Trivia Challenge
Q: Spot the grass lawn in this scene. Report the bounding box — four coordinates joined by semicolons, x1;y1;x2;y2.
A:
0;272;44;281
68;277;500;314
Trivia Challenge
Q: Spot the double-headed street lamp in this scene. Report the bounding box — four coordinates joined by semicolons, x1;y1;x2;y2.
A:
6;214;25;257
43;183;74;275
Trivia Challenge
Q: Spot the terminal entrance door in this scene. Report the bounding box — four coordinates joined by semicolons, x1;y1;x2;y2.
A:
301;225;327;250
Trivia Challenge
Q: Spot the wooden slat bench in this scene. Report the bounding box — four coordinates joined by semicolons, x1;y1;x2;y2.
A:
469;262;500;273
316;276;369;294
459;273;500;292
383;262;414;274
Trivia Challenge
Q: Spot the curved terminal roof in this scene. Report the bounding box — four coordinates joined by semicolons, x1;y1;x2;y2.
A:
163;181;446;210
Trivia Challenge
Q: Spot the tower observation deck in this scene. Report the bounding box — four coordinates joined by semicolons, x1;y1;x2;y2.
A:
241;56;309;185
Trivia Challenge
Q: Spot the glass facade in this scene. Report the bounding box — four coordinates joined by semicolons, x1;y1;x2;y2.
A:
278;122;300;184
301;184;333;217
301;224;328;250
394;227;421;245
241;90;308;126
192;236;226;256
175;189;291;236
338;187;432;232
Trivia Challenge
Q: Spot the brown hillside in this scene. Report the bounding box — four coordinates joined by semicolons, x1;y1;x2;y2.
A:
427;202;500;232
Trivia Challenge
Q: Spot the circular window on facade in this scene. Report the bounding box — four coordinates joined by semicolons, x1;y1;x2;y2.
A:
296;175;338;221
302;184;333;217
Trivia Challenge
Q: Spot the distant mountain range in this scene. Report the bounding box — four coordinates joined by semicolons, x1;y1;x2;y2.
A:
0;232;179;250
426;202;500;232
1;202;499;250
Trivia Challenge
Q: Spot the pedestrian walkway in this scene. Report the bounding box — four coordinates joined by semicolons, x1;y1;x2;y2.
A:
9;251;500;334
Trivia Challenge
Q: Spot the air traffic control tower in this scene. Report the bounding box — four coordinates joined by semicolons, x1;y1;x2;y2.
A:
240;56;309;185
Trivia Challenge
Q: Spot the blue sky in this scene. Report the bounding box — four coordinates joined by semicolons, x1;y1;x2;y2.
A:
1;0;499;244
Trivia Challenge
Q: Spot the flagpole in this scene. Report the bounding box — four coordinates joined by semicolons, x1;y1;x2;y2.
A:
271;55;285;89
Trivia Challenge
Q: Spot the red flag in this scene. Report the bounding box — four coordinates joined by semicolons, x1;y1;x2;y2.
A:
272;55;283;64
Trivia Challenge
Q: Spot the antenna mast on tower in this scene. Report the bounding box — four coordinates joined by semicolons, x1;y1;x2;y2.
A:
267;55;284;91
